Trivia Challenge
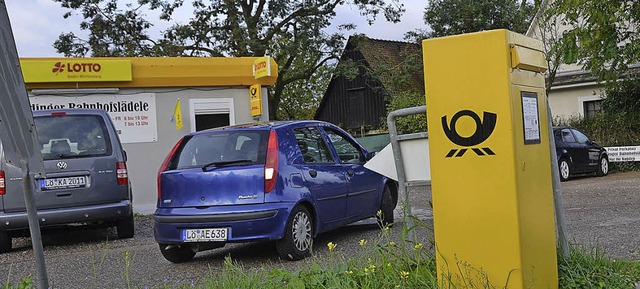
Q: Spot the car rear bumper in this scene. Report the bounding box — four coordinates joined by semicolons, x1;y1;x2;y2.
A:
0;200;132;231
153;203;294;244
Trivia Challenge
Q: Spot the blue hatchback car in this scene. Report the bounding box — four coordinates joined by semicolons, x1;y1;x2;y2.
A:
154;121;397;262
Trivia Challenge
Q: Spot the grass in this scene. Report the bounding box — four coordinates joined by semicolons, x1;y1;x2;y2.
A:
3;218;640;289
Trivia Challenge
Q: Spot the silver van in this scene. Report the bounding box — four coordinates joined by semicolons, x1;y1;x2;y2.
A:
0;109;133;252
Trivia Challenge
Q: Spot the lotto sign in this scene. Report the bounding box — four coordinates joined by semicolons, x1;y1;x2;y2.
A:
21;59;132;83
253;56;271;79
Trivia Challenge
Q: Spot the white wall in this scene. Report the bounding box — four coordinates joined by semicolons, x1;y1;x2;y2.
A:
548;83;604;122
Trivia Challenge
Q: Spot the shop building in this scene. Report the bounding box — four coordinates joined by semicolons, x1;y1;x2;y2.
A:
20;57;278;213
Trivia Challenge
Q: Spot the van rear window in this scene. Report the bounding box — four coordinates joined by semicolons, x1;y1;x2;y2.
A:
168;130;268;170
35;115;113;160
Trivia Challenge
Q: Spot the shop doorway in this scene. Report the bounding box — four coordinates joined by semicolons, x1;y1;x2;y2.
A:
189;98;235;132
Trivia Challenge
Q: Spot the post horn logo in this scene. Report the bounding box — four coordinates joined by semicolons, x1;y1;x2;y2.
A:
441;110;497;158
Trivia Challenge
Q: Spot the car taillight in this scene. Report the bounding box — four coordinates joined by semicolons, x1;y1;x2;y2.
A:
116;162;128;186
157;137;184;199
0;170;5;196
264;130;278;193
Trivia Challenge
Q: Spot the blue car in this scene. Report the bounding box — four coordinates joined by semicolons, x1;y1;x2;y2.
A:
154;121;397;262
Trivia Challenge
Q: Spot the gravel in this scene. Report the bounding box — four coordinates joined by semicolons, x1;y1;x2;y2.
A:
0;171;637;288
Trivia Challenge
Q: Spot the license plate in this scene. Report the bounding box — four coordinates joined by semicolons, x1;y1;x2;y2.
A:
182;228;228;242
40;176;87;190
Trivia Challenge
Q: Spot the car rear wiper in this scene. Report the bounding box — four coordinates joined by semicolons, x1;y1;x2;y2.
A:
202;160;253;171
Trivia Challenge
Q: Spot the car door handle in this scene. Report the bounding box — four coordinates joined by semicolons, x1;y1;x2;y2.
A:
347;170;354;177
309;170;317;178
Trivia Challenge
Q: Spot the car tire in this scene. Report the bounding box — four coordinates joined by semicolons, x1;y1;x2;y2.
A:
597;156;609;177
159;243;196;263
559;158;571;182
117;214;135;239
0;231;11;253
377;185;394;228
276;206;313;261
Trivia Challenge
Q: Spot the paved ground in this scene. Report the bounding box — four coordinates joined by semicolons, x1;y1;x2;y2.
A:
0;171;638;288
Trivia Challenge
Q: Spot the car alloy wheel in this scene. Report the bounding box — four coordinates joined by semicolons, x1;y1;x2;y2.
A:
292;211;312;252
276;206;314;261
559;159;570;182
597;156;609;177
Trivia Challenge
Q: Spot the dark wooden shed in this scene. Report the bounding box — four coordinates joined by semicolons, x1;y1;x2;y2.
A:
314;35;424;135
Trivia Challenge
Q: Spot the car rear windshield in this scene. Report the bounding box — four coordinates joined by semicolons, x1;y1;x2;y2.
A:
35;115;113;160
168;130;269;170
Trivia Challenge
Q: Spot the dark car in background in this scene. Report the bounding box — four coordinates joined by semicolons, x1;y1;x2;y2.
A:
154;121;397;263
0;109;134;252
553;127;609;181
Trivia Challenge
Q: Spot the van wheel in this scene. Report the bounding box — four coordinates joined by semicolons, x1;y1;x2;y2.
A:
159;243;196;263
558;159;570;182
117;215;135;239
377;185;394;228
597;156;609;177
0;231;11;253
276;206;313;261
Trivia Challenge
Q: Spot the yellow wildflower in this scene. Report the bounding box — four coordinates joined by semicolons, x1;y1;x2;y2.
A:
400;271;410;279
414;243;424;250
327;242;337;252
359;239;367;247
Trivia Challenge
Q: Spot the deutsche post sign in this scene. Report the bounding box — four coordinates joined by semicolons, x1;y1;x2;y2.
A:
253;56;271;79
20;59;132;83
249;84;263;117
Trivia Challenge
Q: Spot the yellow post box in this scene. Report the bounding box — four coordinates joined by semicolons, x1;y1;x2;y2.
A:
422;30;558;288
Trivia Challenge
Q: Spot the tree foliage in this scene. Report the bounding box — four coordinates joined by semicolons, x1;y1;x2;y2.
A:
53;0;405;120
551;0;640;82
422;0;537;38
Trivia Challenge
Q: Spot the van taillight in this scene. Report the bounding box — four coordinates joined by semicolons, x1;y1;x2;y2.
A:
264;130;278;193
0;170;5;196
116;162;128;186
158;137;184;199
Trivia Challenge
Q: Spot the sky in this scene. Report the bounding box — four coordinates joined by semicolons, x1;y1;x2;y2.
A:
5;0;426;58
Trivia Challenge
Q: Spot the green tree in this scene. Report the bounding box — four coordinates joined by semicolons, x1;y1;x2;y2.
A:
53;0;405;120
422;0;537;38
278;63;334;120
551;0;640;82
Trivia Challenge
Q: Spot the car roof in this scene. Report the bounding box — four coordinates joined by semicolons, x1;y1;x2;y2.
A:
190;120;332;136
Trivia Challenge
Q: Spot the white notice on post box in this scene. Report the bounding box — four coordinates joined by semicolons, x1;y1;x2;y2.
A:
30;93;158;143
521;92;540;144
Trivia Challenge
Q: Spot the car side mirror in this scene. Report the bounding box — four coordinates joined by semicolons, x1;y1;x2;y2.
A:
365;151;376;161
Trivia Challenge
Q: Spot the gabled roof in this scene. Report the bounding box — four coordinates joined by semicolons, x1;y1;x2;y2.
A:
346;35;424;93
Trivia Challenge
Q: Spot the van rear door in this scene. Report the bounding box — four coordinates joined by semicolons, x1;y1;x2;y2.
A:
2;112;128;212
